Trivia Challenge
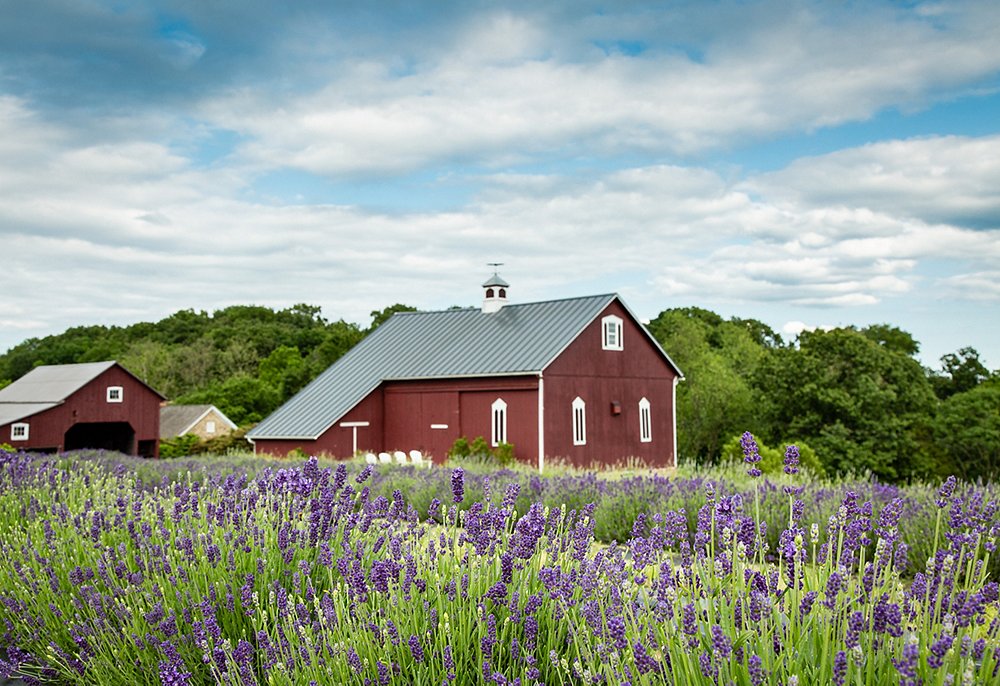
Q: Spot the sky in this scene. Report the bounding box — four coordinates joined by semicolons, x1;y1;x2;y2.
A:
1;0;999;371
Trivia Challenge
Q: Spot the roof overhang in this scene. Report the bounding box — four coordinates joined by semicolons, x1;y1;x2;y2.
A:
0;401;62;427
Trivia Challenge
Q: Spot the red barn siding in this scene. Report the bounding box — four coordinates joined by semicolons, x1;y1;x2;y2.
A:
386;377;538;464
254;377;541;464
544;301;678;467
1;365;162;456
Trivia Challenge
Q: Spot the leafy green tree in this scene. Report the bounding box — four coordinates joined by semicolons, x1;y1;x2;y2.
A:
306;322;364;377
930;378;1000;480
930;346;991;400
861;324;920;357
176;375;280;426
258;345;310;399
754;327;936;479
646;308;769;462
151;309;211;345
368;304;417;332
118;340;173;395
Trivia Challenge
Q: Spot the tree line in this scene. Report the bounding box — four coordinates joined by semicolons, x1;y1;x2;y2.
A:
1;303;996;481
647;307;998;482
0;303;414;428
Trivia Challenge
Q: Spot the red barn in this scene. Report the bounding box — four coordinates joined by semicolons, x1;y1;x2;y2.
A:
0;361;164;456
247;278;683;469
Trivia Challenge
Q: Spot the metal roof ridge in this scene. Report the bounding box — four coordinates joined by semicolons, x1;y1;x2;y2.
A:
391;292;618;317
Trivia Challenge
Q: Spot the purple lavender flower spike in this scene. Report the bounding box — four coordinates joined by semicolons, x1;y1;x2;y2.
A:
748;654;765;686
783;445;800;475
832;650;847;686
741;431;762;478
711;624;732;660
927;633;953;669
451;468;465;504
893;640;920;686
408;635;424;663
936;476;957;508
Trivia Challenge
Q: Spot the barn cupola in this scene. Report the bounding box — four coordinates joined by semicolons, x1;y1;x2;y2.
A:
482;269;509;314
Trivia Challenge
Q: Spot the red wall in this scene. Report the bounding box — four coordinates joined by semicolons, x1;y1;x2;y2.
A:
1;365;162;456
385;377;538;463
543;301;679;467
253;377;540;464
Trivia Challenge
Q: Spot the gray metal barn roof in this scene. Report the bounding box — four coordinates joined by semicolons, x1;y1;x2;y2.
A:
248;294;681;441
0;361;117;425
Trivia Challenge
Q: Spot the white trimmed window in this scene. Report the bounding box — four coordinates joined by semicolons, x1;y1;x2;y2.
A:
11;423;29;441
491;398;507;447
639;397;652;443
106;386;123;403
206;420;216;434
602;315;623;351
572;397;587;446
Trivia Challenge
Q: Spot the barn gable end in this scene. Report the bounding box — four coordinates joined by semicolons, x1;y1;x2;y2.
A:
542;299;680;468
0;362;164;456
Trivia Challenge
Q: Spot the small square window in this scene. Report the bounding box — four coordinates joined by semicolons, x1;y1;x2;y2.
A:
11;423;29;441
107;386;124;403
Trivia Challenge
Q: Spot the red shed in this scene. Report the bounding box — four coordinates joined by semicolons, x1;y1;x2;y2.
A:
248;277;683;469
0;361;165;456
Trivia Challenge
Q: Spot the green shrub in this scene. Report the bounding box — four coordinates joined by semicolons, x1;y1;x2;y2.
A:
448;436;471;459
493;442;515;467
159;434;200;459
720;433;824;476
448;435;516;467
468;435;490;457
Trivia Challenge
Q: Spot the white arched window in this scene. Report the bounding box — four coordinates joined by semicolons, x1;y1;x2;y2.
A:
491;398;507;447
572;397;587;446
602;315;623;351
639;397;652;443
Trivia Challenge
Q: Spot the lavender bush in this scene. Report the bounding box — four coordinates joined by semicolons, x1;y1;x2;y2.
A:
0;444;997;684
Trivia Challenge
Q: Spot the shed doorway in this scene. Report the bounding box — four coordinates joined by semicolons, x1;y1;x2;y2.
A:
64;422;136;454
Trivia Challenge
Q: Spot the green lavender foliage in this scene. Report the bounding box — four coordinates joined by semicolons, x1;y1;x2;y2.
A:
0;449;997;685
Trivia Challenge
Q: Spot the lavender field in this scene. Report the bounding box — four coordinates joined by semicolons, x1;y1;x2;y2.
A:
1;439;998;685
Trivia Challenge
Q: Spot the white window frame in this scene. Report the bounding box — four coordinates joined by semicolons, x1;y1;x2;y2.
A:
491;398;507;447
572;397;587;446
106;386;124;403
602;315;623;351
205;420;216;434
11;422;29;441
639;397;652;443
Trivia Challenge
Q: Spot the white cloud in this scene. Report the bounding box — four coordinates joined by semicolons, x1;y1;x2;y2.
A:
745;135;1000;230
194;3;1000;176
4;95;999;357
1;2;999;366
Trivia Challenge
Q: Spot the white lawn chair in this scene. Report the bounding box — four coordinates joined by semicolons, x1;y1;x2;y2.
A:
364;452;378;465
378;452;392;464
409;450;424;467
393;450;408;465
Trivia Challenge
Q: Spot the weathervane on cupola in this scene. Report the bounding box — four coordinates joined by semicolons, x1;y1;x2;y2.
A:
482;263;509;314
